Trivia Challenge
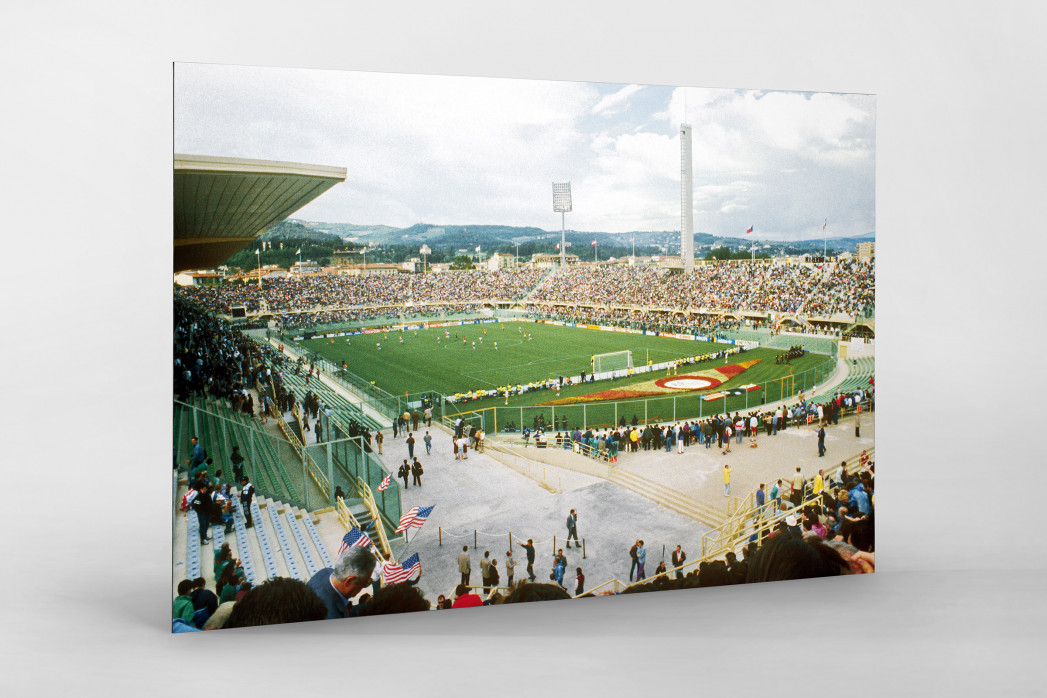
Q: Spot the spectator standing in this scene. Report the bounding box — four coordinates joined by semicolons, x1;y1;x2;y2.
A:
671;545;686;579
458;545;471;585
423;431;432;455
239;476;254;528
565;509;579;548
629;540;640;581
723;464;732;497
229;445;245;482
504;550;517;587
411;457;423;487
518;539;537;581
635;541;647;581
481;551;493;593
406;432;416;459
191;482;213;545
398;460;410;489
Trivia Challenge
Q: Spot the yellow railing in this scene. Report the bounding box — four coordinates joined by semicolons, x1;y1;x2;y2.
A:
581;578;628;597
276;409;331;504
336;495;365;533
356;477;392;559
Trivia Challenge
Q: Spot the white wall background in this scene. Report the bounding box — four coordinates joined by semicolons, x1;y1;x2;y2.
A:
1;0;1043;694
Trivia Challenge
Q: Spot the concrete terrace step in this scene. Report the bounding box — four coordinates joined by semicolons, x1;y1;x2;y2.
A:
609;468;726;527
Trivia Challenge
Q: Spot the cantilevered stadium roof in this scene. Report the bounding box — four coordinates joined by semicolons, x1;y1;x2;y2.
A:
174;154;347;272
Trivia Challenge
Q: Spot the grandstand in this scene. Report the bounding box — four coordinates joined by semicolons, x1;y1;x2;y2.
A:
173;255;873;628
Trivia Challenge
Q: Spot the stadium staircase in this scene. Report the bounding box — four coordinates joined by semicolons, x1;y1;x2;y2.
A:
176;483;338;593
499;439;728;528
608;468;728;528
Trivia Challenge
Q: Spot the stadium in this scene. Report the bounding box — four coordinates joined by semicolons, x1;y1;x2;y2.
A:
172;87;875;630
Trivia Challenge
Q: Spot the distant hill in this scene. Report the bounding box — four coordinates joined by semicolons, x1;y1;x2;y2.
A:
263;218;874;258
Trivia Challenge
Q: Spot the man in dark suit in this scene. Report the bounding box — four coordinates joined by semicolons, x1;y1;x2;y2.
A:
398;460;411;489
305;546;376;620
671;545;687;579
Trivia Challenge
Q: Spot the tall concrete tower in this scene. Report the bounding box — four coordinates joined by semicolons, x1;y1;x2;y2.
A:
680;123;694;272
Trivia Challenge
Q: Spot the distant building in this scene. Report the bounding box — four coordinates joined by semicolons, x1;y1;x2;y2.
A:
337;263;401;277
402;257;424;273
173;270;223;287
289;260;322;275
486;253;516;271
856;241;875;262
531;252;580;269
233;265;287;282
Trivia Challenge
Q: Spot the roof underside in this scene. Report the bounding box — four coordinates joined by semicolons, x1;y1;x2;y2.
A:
174;154;346;272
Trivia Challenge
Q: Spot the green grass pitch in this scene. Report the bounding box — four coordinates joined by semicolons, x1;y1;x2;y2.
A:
298;321;832;422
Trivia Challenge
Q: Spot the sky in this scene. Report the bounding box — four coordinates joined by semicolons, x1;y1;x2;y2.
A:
175;63;875;241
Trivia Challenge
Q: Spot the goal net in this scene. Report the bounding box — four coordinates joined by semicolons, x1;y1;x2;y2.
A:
592;350;633;374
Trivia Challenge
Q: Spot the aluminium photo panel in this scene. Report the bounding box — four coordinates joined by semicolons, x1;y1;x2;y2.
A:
172;63;875;631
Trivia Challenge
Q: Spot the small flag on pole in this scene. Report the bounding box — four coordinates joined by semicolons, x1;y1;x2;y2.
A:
746;226;753;235
591;240;597;246
338;527;372;555
378;473;392;492
823;218;827;231
382;553;422;584
395;505;435;533
255;249;260;254
295;248;301;255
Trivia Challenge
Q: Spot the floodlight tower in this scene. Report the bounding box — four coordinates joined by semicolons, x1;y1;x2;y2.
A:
680;123;694;272
553;181;572;271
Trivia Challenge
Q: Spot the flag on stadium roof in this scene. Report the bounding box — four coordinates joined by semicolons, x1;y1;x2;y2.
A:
382;553;422;584
338;527;372;555
378;473;392;492
746;226;753;234
395;505;435;533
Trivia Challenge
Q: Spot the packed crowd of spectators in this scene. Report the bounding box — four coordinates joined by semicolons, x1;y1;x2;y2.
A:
177;260;873;333
799;259;876;317
524;305;750;336
178;268;546;315
529;260;874;316
278;303;491;330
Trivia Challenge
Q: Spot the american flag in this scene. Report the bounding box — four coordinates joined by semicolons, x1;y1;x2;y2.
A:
382;553;421;584
337;527;371;555
395;505;435;533
378;473;392;492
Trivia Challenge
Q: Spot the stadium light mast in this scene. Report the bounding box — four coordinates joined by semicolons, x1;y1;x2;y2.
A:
553;181;572;271
681;123;694;272
419;244;430;273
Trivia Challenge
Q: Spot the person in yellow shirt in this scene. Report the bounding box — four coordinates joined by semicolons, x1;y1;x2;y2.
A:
723;464;732;497
813;469;825;495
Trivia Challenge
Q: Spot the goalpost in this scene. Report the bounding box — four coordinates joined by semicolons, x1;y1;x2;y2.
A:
592;350;633;374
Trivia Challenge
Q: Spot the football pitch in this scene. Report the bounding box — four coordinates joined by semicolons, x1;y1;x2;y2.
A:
298;320;832;414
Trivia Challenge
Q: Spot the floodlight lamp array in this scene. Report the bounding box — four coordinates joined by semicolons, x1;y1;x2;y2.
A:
552;181;572;212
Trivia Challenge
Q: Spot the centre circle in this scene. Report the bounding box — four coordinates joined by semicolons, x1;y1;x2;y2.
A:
659;377;717;390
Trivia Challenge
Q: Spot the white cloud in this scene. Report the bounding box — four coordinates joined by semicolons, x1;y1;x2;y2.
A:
175;66;874;239
591;84;644;115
